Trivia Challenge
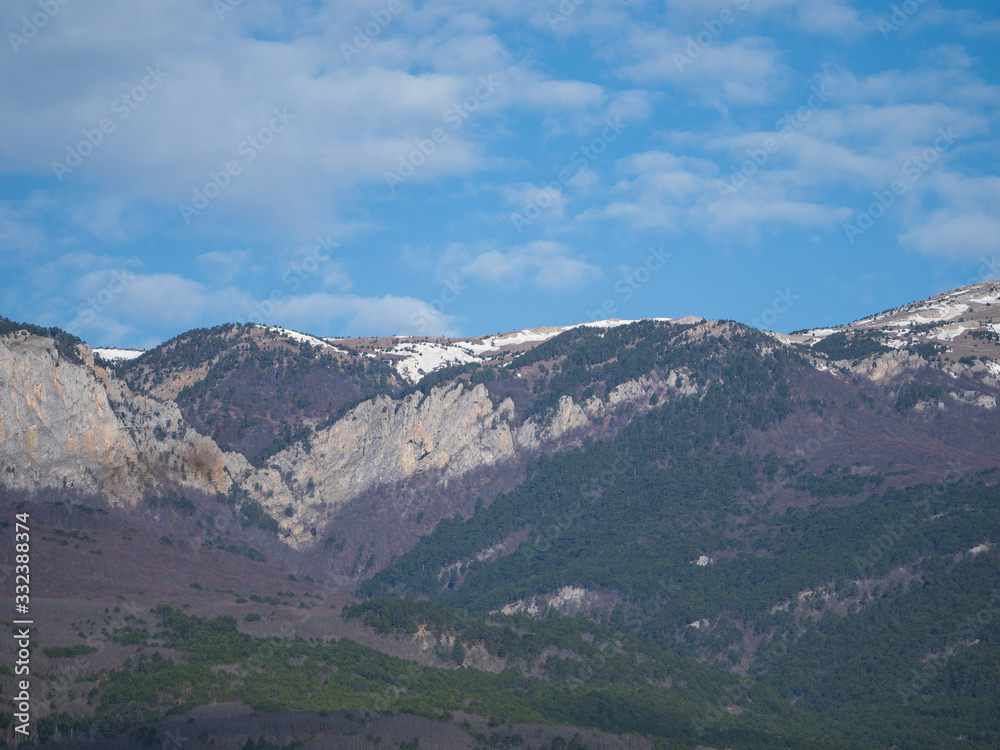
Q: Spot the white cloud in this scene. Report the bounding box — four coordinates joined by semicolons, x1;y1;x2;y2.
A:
442;241;601;291
195;250;251;283
68;198;131;244
501;182;568;219
0;0;540;240
901;210;1000;259
267;292;461;337
899;175;1000;259
793;0;865;38
702;193;853;234
620;31;790;107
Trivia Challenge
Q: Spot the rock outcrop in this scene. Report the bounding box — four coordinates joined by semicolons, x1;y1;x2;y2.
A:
245;370;698;547
0;331;246;502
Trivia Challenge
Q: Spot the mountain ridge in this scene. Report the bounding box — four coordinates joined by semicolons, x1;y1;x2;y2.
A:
3;283;1000;748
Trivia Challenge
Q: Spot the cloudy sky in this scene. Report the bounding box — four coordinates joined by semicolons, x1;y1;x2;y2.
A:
1;0;998;347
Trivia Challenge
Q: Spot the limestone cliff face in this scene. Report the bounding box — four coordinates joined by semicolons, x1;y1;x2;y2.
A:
836;350;926;383
1;326;696;544
0;332;246;502
246;369;698;547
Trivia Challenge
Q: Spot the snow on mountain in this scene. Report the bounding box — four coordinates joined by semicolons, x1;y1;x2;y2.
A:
379;317;693;383
778;281;1000;371
387;341;482;382
254;325;346;353
792;281;1000;342
92;347;145;362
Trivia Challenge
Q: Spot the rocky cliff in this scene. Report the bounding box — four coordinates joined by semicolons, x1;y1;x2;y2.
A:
242;367;700;548
5;282;1000;556
0;331;246;502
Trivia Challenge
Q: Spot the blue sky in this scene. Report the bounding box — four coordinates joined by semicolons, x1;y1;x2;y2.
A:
1;0;999;348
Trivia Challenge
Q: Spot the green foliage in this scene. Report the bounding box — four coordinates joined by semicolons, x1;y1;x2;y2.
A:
450;639;465;665
403;361;484;397
811;330;890;360
143;491;196;517
793;470;885;498
257;425;314;465
205;540;268;562
64;605;846;749
895;382;944;410
757;551;1000;748
43;645;99;658
239;497;280;535
0;314;83;363
906;341;947;360
109;627;150;646
362;324;794;608
517;320;703;419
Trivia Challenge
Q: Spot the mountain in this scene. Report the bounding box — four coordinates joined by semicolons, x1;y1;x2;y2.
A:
1;283;999;749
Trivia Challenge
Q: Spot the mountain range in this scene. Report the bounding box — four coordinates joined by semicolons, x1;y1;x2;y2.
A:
2;281;1000;749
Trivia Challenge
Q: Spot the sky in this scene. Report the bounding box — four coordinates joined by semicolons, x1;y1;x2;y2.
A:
1;0;999;349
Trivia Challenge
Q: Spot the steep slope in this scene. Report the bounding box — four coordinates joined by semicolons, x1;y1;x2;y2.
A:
781;279;1000;389
114;323;404;463
0;326;247;503
242;320;704;551
3;285;1000;748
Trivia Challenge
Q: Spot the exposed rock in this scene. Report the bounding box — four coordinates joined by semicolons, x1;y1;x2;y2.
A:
839;350;924;383
497;585;615;618
0;332;244;502
247;370;695;547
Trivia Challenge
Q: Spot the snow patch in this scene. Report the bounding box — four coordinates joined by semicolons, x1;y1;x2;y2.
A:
255;325;344;352
933;325;970;342
92;348;144;362
384;317;688;383
386;342;480;383
467;318;679;355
